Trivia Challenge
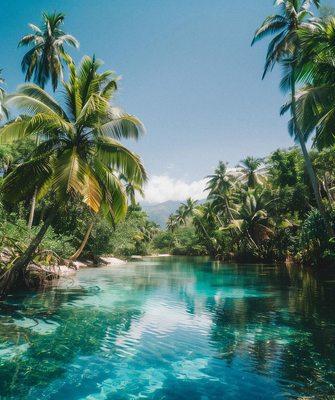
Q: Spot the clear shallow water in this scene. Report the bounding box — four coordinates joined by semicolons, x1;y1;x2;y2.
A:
1;258;335;399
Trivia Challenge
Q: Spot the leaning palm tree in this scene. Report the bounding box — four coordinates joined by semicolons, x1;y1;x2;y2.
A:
0;55;146;294
19;12;79;91
251;0;331;231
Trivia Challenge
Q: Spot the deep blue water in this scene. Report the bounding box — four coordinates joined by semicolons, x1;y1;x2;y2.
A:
0;258;335;399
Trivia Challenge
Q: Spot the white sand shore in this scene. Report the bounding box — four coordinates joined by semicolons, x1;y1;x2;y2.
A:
99;256;127;266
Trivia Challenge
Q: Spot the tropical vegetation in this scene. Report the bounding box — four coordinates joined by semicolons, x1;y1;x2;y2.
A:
0;12;147;295
159;147;335;265
155;1;335;266
2;2;335;296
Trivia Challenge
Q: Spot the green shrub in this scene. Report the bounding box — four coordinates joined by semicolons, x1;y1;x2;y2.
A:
300;209;335;266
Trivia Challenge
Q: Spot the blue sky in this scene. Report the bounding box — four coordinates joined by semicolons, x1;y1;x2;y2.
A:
1;0;332;202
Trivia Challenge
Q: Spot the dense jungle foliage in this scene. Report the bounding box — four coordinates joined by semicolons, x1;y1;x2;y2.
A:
2;2;335;295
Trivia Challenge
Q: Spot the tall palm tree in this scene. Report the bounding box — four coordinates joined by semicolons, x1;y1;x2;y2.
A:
294;17;335;149
206;161;234;223
166;214;179;232
19;12;79;228
251;0;331;232
0;70;9;121
19;12;79;91
237;157;266;188
0;55;146;293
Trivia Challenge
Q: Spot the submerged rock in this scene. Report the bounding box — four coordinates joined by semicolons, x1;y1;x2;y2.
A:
27;263;76;278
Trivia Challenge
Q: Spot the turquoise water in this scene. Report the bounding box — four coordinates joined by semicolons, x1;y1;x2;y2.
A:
1;258;335;399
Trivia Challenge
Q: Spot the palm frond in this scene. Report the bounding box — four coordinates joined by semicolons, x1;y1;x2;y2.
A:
96;137;147;185
251;15;286;45
95;111;145;140
2;155;52;202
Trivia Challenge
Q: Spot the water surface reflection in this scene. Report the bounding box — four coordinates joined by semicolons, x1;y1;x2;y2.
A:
0;258;334;399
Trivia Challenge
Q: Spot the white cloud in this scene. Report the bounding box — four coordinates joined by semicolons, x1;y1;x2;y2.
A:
142;175;207;204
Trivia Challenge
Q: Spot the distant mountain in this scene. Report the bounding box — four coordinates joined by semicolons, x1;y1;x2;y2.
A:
141;199;206;227
141;200;182;227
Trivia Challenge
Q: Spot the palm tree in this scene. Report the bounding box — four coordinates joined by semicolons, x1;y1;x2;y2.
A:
70;175;145;261
206;161;234;224
190;203;220;257
251;0;331;232
19;12;79;91
0;70;9;121
229;188;275;249
177;198;218;252
69;213;96;262
174;204;188;226
135;221;159;243
120;174;144;206
19;12;79;228
166;214;179;232
294;17;335;150
181;198;198;218
207;162;232;193
0;55;146;293
237;157;266;188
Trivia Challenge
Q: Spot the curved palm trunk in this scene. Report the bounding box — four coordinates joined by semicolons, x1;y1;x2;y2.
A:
216;213;225;228
195;217;218;257
28;186;38;229
246;229;259;250
291;69;334;237
69;221;94;261
224;196;234;222
0;209;57;296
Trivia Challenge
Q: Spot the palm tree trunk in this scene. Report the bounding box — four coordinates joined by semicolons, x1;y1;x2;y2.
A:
322;176;333;206
195;217;217;256
69;221;94;261
28;186;38;229
0;209;57;296
27;136;41;229
216;213;225;228
246;229;259;250
291;68;334;237
224;196;234;221
15;209;57;270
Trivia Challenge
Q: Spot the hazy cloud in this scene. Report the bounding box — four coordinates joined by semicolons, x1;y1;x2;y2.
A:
143;175;207;204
